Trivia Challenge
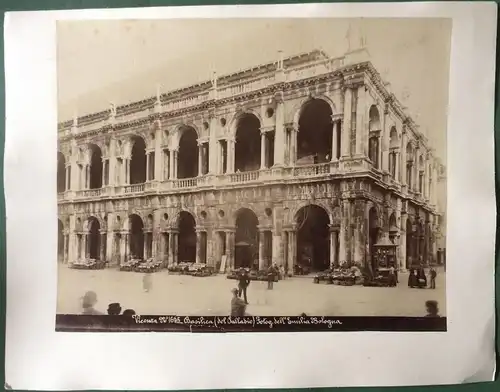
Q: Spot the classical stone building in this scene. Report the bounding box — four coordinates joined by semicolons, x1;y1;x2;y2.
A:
57;48;446;274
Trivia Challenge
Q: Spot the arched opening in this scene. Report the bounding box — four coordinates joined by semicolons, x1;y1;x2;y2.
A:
57;219;64;262
178;211;196;262
89;144;103;189
129;214;144;259
57;152;66;193
389;127;399;178
406;143;414;189
178;126;198;179
130;136;147;184
296;204;330;272
368;106;381;168
388;213;398;244
297;99;333;164
235;114;261;172
235;208;259;269
406;219;413;269
368;208;380;272
87;217;101;260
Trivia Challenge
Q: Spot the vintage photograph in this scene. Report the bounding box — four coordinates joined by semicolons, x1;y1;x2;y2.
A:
55;18;449;331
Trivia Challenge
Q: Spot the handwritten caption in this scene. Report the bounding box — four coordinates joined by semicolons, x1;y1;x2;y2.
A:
132;315;342;329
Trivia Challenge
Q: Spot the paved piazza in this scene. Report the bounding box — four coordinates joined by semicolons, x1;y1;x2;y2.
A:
57;265;446;317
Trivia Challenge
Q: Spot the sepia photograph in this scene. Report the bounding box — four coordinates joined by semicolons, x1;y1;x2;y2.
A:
5;2;497;389
55;17;450;331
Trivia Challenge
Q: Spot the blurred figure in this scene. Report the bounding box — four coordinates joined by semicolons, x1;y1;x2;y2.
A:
230;288;247;317
417;266;427;288
107;302;122;315
429;267;437;289
122;309;136;317
143;272;152;293
238;268;250;304
408;269;417;288
81;291;103;315
267;264;277;290
425;300;440;317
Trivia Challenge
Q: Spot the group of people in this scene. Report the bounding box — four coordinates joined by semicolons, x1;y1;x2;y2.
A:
81;291;136;317
408;265;438;289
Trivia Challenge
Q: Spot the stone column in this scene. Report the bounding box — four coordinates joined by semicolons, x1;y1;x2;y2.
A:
258;230;265;270
195;230;202;264
101;158;106;186
273;97;285;166
329;226;338;268
173;150;178;179
287;230;297;275
330;117;339;161
342;88;352;157
65;165;70;191
85;165;90;189
400;130;407;185
225;229;235;269
63;232;69;263
99;230;106;261
208;115;218;175
67;215;77;263
355;85;366;156
272;231;281;266
197;143;203;176
339;199;349;263
145;152;150;181
395;151;400;181
125;158;131;185
227;138;235;174
260;130;266;169
281;231;288;269
290;127;298;165
119;232;127;264
168;230;177;265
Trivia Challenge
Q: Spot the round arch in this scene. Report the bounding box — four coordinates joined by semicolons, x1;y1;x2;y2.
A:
130;135;147;184
178;211;196;263
234;113;261;172
88;144;103;189
87;216;101;260
57;152;66;193
292;95;337;126
295;204;330;272
368;105;381;131
129;213;144;259
178;125;199;179
296;98;334;164
235;208;259;269
229;109;263;138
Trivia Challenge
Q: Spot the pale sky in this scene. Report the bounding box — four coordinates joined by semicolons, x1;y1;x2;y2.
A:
57;18;451;159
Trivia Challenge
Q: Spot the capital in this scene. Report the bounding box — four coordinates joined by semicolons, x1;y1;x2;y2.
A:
330;113;343;122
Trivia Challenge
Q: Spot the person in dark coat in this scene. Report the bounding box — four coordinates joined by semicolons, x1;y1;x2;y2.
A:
408;269;417;288
267;265;276;290
429;267;437;289
230;288;247;317
417;266;427;288
238;269;250;304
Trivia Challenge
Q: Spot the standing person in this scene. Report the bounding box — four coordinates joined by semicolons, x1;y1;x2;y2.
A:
230;288;247;317
417;266;427;288
408;269;417;288
389;266;397;287
81;291;104;315
267;264;276;290
238;268;250;304
429;266;437;289
143;272;152;293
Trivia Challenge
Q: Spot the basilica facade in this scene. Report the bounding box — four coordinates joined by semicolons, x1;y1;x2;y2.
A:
57;48;446;274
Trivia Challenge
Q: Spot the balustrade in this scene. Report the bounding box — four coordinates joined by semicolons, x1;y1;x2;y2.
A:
292;163;330;177
174;178;198;188
124;184;145;193
229;170;259;183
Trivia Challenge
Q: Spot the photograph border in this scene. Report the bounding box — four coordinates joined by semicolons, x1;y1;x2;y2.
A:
2;1;493;388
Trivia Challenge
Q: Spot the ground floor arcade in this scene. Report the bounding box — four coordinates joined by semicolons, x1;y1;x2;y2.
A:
58;196;440;273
